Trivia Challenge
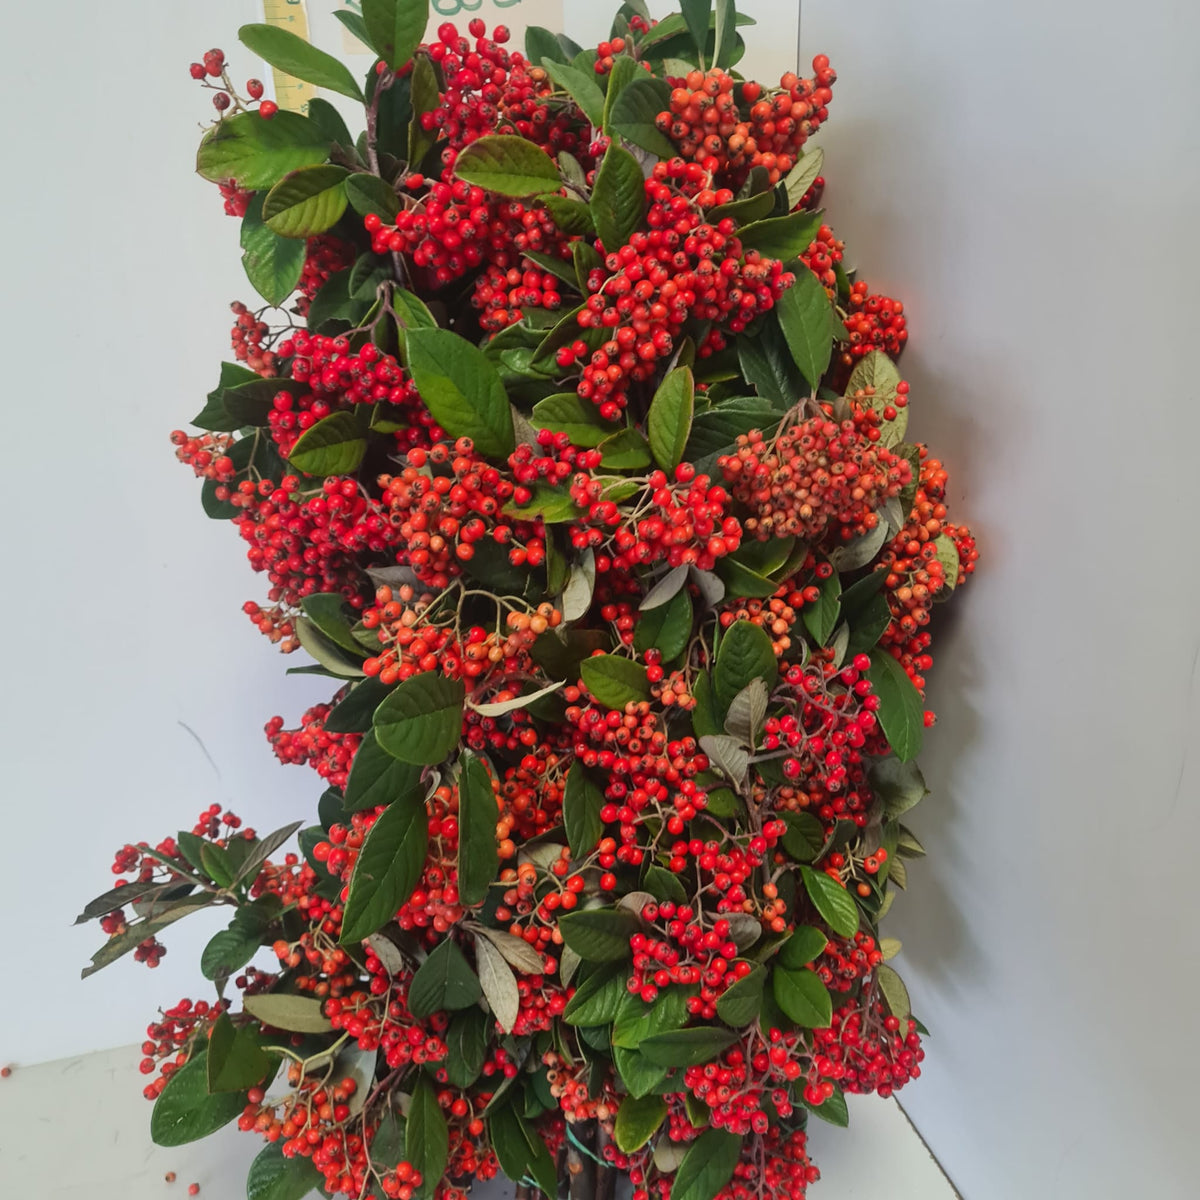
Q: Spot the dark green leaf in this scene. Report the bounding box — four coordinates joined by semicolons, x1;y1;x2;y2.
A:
200;922;261;982
343;729;425;812
680;0;713;58
326;677;391;734
634;586;692;661
805;1086;849;1127
454;134;562;196
639;1026;739;1067
407;937;482;1017
773;965;833;1027
407;1076;449;1198
608;76;676;159
612;983;692;1048
443;1006;490;1088
685;395;780;462
802;567;841;645
535;194;595;237
779;811;824;862
373;672;465;765
288;410;367;476
714;963;764;1026
712;0;738;68
457;752;499;906
868;757;929;818
526;26;565;66
782;147;825;209
407;53;440;168
239;24;364;101
240;193;305;306
801;865;860;937
737;317;805;407
580;653;652;708
613;1043;670;1098
779;925;827;969
643;864;688;905
776;267;835;388
489;1106;557;1198
206;1012;273;1092
614;1094;667;1153
246;1140;324;1200
196;111;329;190
150;1051;246;1146
340;791;429;943
867;651;925;762
591;143;646;252
81;898;210;979
713;620;777;714
673;1128;741;1200
344;172;401;221
738;210;824;262
564;760;605;859
558;907;640;961
542;59;606;128
563;961;628;1025
406;328;514;458
361;0;429;71
306;97;354;149
647;367;694;471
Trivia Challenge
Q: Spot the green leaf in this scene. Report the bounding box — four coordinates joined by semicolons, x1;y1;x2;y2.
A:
599;427;653;470
242;993;333;1034
454;134;562;196
200;922;261;982
802;567;841;645
639;1026;739;1067
407;52;440;168
535;194;596;237
614;1095;667;1153
801;866;860;938
829;522;889;573
564;760;605;859
150;1050;247;1146
563;961;628;1025
503;482;581;524
246;1140;324;1200
531;392;620;447
262;164;349;238
239;24;364;101
405;328;515;458
634;586;692;661
714;964;764;1026
340;791;430;943
591;143;646;252
306;97;354;148
612;985;692;1049
711;0;738;68
738;210;824;262
443;1006;489;1088
206;1013;272;1092
805;1086;849;1127
373;672;465;765
580;654;652;708
647;367;695;471
868;757;929;818
737;317;805;407
934;532;960;594
558;907;640;961
288;410;367;476
240;193;305;306
685;395;779;460
673;1128;741;1200
680;0;713;58
867;651;925;762
407;937;482;1018
713;620;777;714
542;59;606;128
613;1043;670;1098
300;593;361;655
876;962;912;1021
407;1076;449;1198
526;26;566;66
608;76;676;159
779;925;828;969
489;1106;557;1198
773;965;833;1027
779;811;824;862
776;268;835;388
361;0;428;71
81;898;210;979
344;172;401;221
325;677;391;734
343;729;424;812
196;111;329;190
457;752;499;906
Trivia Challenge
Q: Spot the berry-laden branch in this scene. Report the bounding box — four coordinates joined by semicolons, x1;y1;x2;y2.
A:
79;5;978;1200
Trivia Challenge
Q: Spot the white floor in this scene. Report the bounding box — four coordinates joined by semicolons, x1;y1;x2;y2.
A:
0;1046;958;1199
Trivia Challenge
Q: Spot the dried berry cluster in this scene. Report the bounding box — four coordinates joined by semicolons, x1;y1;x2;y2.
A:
81;6;976;1200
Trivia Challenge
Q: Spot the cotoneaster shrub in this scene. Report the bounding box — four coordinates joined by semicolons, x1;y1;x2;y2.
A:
79;5;978;1199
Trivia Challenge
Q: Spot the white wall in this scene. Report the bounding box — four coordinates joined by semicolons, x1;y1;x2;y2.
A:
6;2;1200;1197
794;1;1200;1197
